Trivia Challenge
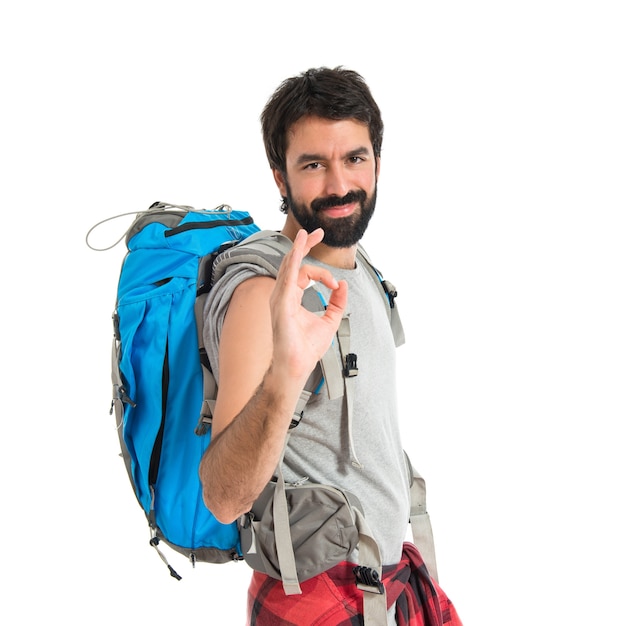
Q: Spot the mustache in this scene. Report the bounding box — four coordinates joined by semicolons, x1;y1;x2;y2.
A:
311;189;367;212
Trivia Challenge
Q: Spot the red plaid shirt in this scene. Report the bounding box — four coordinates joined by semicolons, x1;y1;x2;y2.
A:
247;542;462;625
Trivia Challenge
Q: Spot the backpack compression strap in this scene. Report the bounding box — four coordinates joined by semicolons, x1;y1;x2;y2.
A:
405;453;439;582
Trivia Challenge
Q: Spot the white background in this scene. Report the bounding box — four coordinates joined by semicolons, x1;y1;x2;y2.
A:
2;1;624;624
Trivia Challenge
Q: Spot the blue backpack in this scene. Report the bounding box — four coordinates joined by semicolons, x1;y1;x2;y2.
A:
97;202;262;578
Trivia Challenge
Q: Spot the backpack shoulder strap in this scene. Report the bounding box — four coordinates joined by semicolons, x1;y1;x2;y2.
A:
356;244;405;347
210;229;290;284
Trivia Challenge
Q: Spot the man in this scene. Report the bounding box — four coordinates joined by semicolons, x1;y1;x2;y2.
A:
200;67;461;625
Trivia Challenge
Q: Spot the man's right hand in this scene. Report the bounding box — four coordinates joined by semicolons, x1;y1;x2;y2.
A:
269;228;348;388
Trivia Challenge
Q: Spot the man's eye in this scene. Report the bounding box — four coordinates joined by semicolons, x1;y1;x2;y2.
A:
304;162;322;170
349;156;364;164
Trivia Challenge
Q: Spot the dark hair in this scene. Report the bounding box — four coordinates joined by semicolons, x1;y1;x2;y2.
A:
261;66;384;174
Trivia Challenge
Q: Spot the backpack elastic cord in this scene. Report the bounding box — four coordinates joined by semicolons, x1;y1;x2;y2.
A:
149;533;183;581
85;202;229;251
148;487;183;580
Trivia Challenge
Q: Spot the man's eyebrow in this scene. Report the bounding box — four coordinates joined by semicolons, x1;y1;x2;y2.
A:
294;146;372;166
295;152;324;166
346;146;371;159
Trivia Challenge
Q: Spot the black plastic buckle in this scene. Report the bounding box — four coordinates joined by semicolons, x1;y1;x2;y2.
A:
289;411;304;429
344;353;358;377
240;511;254;530
382;279;398;309
113;384;136;408
112;311;121;341
194;413;212;436
353;566;384;594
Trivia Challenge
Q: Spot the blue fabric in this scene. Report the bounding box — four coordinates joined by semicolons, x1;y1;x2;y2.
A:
116;209;259;553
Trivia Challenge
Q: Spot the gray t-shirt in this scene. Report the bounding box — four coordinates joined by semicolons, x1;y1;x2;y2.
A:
203;252;410;567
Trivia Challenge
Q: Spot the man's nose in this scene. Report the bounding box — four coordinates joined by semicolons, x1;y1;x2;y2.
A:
322;165;351;198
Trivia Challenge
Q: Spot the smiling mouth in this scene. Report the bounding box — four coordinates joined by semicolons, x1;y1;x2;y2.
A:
319;203;356;216
312;190;366;213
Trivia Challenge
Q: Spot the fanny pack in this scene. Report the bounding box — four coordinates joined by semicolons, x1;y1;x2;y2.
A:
239;479;364;584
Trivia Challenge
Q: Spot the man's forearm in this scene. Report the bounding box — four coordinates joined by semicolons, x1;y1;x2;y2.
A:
199;365;301;524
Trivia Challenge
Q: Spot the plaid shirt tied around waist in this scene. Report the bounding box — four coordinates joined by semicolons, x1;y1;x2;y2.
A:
247;542;463;626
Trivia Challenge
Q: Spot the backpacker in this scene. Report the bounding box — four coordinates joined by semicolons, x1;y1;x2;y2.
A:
87;201;438;589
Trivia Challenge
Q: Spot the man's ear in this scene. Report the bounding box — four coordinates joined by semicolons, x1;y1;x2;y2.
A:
272;168;288;197
375;156;381;181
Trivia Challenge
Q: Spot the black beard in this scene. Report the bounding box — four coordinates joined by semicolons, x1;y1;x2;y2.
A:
284;185;377;248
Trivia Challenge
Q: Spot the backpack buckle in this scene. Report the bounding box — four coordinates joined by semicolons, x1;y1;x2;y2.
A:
353;566;384;594
113;383;136;408
344;353;358;377
289;411;304;429
381;279;398;309
195;412;212;436
112;311;121;341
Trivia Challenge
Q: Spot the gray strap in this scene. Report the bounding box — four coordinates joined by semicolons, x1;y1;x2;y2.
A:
353;508;388;625
336;317;363;469
304;283;344;401
195;360;217;435
356;246;405;347
256;387;312;595
319;343;344;400
272;464;302;595
362;582;388;625
110;338;123;424
110;337;136;480
290;389;311;429
210;230;289;285
345;377;362;469
406;454;439;582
